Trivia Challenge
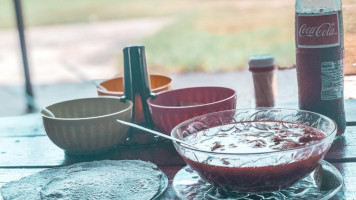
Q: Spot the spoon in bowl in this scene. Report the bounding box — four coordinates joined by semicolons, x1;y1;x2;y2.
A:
42;108;55;118
116;120;196;149
92;80;108;92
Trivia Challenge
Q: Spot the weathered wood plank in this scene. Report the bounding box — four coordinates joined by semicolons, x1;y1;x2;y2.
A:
0;99;355;138
0;114;45;137
326;126;356;162
1;163;355;200
0;127;355;167
0;100;354;167
276;99;356;125
330;163;356;200
0;136;184;167
0;136;65;167
242;99;356;124
343;99;356;124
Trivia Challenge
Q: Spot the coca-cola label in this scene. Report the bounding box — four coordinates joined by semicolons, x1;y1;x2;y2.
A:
297;12;339;48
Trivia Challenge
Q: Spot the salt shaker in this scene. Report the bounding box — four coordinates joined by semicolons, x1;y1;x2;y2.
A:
248;54;277;107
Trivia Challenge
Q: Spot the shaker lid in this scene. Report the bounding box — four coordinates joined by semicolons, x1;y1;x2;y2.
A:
248;54;275;71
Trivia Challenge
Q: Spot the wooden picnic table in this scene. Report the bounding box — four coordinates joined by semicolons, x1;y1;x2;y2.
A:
1;99;356;199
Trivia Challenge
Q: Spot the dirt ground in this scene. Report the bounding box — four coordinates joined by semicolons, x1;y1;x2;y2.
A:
0;17;172;86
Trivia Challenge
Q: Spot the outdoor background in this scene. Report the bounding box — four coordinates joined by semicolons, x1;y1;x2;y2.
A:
0;0;355;116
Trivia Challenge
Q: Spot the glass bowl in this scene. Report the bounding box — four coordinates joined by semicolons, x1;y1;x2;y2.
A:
171;108;337;192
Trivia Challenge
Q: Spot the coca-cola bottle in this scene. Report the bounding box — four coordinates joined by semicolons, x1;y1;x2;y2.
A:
295;0;346;135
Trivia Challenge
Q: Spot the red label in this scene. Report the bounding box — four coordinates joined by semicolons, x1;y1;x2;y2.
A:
297;12;339;48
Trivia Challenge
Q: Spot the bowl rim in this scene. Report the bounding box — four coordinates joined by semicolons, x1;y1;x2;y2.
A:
41;97;133;120
147;86;237;109
171;107;337;156
97;74;173;94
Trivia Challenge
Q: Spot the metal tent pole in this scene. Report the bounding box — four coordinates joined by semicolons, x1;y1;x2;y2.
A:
13;0;35;112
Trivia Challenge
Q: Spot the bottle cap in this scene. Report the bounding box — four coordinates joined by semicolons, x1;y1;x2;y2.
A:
248;54;275;72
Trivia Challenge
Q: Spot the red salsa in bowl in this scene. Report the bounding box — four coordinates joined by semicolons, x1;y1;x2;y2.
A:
171;109;336;192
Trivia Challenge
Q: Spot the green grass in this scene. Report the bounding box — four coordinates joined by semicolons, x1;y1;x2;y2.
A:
1;0;354;72
142;1;296;72
142;18;295;73
0;0;188;28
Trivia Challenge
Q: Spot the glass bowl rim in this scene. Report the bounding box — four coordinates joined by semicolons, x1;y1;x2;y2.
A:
171;107;337;156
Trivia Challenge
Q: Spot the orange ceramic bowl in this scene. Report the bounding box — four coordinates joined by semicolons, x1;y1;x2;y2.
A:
97;74;173;123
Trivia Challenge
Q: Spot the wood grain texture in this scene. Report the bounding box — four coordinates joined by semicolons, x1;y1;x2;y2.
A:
0;136;185;167
0;128;355;167
326;126;356;162
330;163;356;200
0;136;65;167
342;99;356;124
246;99;356;124
0;114;45;137
0;118;355;167
0;100;355;199
0;99;355;138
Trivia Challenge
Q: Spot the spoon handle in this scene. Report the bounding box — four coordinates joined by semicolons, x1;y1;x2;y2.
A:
116;120;194;148
92;80;107;91
42;108;55;117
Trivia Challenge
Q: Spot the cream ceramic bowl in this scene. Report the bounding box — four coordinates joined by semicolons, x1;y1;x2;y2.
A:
41;97;132;155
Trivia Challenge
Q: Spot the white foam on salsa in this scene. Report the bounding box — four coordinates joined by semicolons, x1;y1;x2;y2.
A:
183;121;326;154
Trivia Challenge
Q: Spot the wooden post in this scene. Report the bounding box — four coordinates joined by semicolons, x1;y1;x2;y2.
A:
13;0;35;112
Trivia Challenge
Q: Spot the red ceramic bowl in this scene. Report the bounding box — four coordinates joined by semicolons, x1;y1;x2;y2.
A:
147;87;237;134
97;74;173;123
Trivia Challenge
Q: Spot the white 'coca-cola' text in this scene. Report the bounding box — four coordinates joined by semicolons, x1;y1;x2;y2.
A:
299;23;337;38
